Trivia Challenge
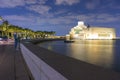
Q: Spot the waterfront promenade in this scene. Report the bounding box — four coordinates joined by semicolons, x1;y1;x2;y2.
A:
0;39;120;80
22;39;120;80
0;44;30;80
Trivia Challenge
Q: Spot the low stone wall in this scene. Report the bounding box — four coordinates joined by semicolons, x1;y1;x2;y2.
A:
20;43;67;80
20;40;120;80
29;38;65;44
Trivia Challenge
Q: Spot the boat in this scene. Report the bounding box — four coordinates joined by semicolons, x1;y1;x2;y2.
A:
64;40;74;43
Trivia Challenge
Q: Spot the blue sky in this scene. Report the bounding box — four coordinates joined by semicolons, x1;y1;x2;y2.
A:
0;0;120;36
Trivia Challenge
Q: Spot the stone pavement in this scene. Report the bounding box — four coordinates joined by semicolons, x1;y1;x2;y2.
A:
0;44;31;80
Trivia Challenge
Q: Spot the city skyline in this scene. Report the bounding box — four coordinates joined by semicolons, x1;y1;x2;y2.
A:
0;0;120;36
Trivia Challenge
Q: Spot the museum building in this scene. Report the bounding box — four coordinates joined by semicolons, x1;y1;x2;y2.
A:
67;21;116;39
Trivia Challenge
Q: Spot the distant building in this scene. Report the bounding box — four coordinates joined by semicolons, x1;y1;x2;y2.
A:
67;21;116;39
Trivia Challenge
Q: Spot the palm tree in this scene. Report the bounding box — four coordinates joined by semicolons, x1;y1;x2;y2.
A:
0;16;11;37
0;20;9;37
0;16;4;22
0;16;4;36
3;20;9;36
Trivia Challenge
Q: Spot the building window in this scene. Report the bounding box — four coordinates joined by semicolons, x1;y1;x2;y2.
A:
74;29;82;34
98;34;110;37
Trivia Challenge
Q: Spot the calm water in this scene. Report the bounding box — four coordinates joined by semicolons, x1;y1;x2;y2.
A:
38;40;120;72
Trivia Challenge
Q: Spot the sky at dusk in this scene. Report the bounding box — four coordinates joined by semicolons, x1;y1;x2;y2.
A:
0;0;120;36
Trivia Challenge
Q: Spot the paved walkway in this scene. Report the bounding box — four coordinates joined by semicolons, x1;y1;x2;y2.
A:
0;44;30;80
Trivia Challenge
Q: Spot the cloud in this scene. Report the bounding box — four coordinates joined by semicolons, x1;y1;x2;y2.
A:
25;0;37;4
3;13;120;31
95;14;120;23
85;0;100;9
0;0;51;15
35;13;120;26
25;0;47;5
0;0;48;8
4;15;31;21
102;0;120;9
0;0;25;8
25;0;51;15
85;0;120;10
82;13;120;23
55;0;80;5
26;5;51;15
60;13;120;24
3;15;38;29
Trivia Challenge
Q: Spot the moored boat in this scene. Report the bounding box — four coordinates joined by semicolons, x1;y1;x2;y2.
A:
64;40;74;43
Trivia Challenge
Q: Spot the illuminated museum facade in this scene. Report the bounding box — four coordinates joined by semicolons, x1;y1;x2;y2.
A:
67;21;116;39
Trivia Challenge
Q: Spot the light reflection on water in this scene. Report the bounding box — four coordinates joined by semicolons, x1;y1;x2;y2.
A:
38;40;120;72
69;40;114;68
